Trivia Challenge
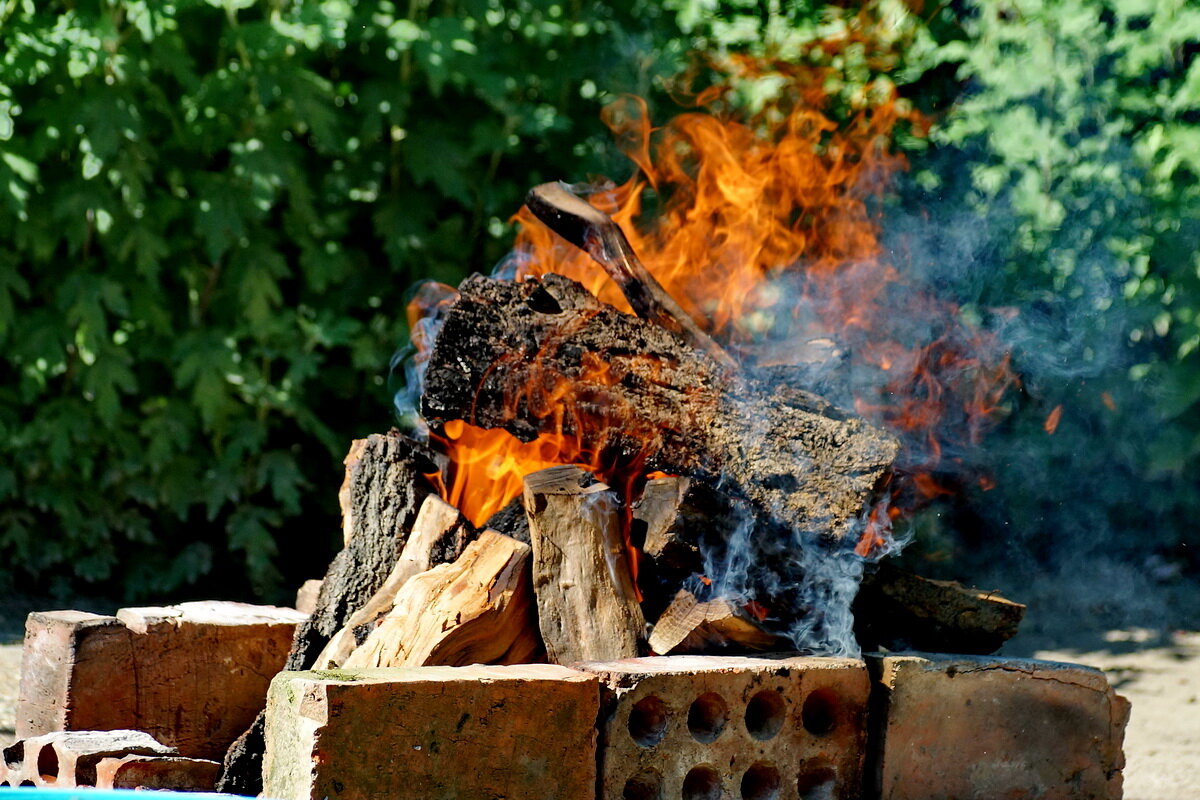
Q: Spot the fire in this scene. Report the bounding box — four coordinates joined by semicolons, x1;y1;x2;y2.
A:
431;421;595;527
411;45;1017;550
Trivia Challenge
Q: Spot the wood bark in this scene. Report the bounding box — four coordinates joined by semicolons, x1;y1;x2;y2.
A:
420;273;898;542
647;589;791;655
218;431;441;795
313;494;478;669
523;465;646;664
342;530;541;668
853;562;1025;654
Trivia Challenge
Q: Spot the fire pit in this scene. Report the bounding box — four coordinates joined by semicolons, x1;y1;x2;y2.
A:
7;85;1127;800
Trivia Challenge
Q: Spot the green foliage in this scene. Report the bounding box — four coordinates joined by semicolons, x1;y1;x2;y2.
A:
895;0;1200;566
0;0;704;600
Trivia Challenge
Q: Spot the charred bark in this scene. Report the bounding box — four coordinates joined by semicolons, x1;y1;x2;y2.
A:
421;273;898;542
853;562;1025;654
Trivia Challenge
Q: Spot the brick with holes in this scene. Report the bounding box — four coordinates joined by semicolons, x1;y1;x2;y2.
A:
1;730;175;788
262;664;600;800
16;602;306;760
572;655;869;800
866;653;1129;800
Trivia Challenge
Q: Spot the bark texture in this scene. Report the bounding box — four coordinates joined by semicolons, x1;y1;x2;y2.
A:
421;273;898;541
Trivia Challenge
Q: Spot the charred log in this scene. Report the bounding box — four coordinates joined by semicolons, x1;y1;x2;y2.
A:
853;561;1025;654
420;273;898;543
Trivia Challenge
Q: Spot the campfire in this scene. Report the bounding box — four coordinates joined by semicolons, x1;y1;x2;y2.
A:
7;66;1130;800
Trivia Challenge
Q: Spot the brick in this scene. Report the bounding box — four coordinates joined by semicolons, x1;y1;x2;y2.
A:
573;654;870;800
262;664;600;800
866;653;1130;800
2;729;174;787
95;754;221;791
17;601;306;760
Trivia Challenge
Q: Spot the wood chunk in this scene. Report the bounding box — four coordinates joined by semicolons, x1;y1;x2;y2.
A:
648;589;790;655
294;580;322;616
343;530;541;668
314;495;478;669
485;495;530;544
420;273;897;541
220;431;441;795
524;465;646;664
853;562;1026;655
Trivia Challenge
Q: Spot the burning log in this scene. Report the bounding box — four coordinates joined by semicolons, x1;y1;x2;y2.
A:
525;181;738;373
420;272;898;543
524;465;646;663
313;494;478;669
647;589;790;655
853;562;1026;655
342;530;541;668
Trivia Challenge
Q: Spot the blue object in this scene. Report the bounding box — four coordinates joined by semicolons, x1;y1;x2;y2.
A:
0;791;247;800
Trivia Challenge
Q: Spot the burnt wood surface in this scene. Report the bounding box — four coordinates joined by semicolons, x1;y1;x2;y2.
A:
525;182;737;372
853;562;1026;654
421;273;898;542
218;430;440;794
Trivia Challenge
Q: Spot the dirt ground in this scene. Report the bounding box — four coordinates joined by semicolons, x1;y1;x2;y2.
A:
0;628;1194;798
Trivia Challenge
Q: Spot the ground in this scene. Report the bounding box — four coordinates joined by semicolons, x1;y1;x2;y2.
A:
0;609;1195;797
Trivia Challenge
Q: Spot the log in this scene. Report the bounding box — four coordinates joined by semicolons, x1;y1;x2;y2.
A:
525;181;738;372
342;530;542;668
312;494;478;669
523;465;646;663
648;589;791;655
420;273;898;542
852;562;1025;655
218;431;441;795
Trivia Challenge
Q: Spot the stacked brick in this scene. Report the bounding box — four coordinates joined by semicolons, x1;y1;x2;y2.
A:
12;599;1130;800
17;601;306;761
0;729;219;791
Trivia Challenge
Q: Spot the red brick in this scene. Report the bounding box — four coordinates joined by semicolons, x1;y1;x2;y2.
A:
2;730;173;787
17;601;306;760
94;754;221;791
867;653;1130;800
262;664;600;800
573;654;870;800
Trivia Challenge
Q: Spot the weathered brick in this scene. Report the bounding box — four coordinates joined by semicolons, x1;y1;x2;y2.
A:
17;601;306;760
262;664;600;800
94;754;221;791
866;653;1130;800
2;729;174;787
573;654;870;800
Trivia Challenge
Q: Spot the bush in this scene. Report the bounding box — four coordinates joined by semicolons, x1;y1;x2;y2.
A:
0;0;700;600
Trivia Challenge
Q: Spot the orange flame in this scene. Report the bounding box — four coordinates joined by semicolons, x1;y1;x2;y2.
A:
412;41;1017;553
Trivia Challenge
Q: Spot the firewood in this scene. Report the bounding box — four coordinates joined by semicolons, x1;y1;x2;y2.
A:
342;530;542;668
648;589;791;655
312;494;478;669
853;562;1025;655
420;273;898;543
525;181;738;372
219;431;441;795
523;465;646;663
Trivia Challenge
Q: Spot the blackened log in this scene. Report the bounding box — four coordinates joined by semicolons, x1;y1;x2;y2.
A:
853;562;1025;654
420;273;898;542
218;430;441;795
525;181;738;372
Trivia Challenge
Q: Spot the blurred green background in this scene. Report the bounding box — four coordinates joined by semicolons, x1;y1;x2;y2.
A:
0;0;1196;616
